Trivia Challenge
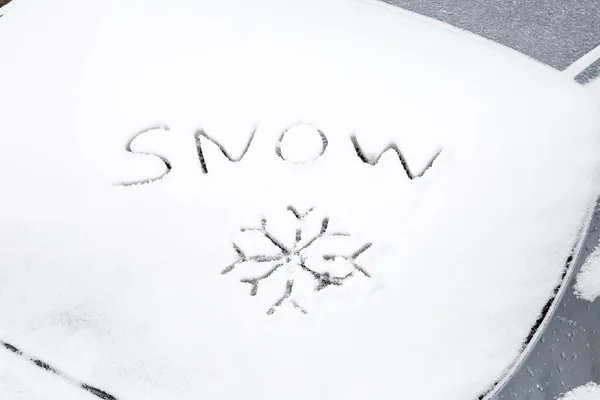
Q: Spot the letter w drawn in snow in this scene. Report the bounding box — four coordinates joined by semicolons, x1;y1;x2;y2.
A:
350;135;442;179
195;128;257;174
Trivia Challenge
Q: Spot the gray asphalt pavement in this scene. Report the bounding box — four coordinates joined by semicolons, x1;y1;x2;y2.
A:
382;0;600;73
576;58;600;84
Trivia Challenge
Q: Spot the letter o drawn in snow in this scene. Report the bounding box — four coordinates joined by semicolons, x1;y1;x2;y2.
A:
275;123;328;164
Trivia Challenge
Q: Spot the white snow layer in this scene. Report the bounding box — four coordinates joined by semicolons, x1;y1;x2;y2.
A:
575;245;600;302
0;0;600;399
591;78;600;101
559;382;600;400
0;349;98;400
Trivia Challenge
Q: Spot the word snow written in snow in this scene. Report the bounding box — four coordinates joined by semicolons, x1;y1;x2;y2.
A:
118;123;442;186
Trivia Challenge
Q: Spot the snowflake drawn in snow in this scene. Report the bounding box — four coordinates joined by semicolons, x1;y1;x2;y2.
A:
222;206;372;315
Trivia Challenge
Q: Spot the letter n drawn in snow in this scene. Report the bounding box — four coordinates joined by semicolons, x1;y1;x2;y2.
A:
195;128;257;174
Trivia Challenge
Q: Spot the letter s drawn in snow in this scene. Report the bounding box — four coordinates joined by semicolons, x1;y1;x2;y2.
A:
117;125;172;187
